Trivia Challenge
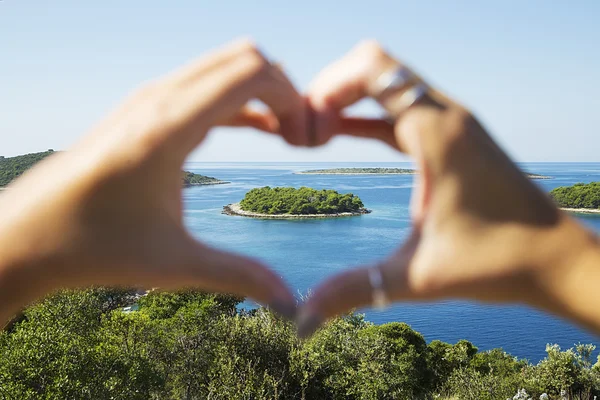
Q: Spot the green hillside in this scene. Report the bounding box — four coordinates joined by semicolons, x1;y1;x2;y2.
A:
0;150;55;187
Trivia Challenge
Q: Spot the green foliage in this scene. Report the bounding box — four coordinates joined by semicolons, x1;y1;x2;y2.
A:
239;186;366;215
550;182;600;209
1;289;599;399
0;150;55;187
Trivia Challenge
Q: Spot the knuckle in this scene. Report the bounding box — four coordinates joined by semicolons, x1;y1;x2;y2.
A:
240;49;269;80
353;39;387;60
237;37;260;54
443;107;476;145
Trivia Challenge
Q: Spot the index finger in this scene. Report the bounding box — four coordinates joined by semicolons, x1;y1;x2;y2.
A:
143;40;309;160
307;41;451;154
180;42;308;148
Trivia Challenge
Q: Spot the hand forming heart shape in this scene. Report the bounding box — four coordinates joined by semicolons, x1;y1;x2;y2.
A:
0;39;597;335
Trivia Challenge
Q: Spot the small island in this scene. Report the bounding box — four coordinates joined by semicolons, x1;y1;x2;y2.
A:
182;171;229;187
223;186;370;219
550;182;600;214
296;167;552;179
0;150;229;189
526;173;552;180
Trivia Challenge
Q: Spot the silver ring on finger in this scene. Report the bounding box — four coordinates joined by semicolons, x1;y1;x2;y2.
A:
374;66;416;98
375;66;429;117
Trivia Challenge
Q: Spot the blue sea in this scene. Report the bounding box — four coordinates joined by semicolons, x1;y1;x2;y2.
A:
182;162;600;363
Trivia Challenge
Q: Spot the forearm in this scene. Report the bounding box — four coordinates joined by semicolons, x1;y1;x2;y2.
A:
532;216;600;334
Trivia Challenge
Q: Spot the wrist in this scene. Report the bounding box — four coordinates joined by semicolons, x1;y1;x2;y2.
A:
0;205;62;326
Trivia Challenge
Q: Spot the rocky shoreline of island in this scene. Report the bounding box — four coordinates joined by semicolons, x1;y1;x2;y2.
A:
560;207;600;214
222;203;371;219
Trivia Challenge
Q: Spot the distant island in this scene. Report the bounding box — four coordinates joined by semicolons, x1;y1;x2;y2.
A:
296;167;552;179
526;173;552;179
551;182;600;214
296;168;415;175
0;150;228;189
223;186;370;219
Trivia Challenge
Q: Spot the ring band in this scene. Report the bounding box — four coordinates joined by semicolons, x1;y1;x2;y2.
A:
374;66;429;118
396;82;429;111
368;266;389;309
374;66;416;98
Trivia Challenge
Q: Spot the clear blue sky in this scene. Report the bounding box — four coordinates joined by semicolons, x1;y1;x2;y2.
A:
1;0;598;162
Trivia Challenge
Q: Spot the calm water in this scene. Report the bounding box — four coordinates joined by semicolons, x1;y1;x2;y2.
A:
182;162;600;362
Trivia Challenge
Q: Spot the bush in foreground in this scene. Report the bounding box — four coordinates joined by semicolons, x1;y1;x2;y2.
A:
1;288;599;399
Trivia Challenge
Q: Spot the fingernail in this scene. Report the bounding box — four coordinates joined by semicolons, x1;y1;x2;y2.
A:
296;310;323;339
269;299;297;321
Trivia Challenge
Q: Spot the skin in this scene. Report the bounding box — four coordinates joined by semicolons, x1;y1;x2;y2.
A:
0;38;312;324
1;39;599;341
299;41;600;337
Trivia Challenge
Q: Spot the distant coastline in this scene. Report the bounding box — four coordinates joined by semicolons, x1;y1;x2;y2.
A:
222;203;371;219
295;167;552;179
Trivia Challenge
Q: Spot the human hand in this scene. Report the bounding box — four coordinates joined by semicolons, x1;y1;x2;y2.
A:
0;39;313;324
298;41;600;337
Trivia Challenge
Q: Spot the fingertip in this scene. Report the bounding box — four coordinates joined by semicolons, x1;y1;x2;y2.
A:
306;99;337;147
296;308;325;339
268;298;297;321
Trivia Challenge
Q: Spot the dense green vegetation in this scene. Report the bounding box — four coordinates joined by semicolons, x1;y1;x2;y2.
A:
1;288;598;399
550;182;600;209
298;168;415;174
0;150;226;188
182;171;228;186
239;186;367;215
0;150;55;187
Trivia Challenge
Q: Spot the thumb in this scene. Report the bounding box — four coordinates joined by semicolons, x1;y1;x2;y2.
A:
148;232;297;320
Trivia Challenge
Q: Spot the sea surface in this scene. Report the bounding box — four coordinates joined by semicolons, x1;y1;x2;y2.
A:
182;162;600;363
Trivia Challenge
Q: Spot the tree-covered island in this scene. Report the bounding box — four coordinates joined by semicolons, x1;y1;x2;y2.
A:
223;186;370;218
0;150;228;189
297;167;552;179
550;182;600;213
181;171;229;187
